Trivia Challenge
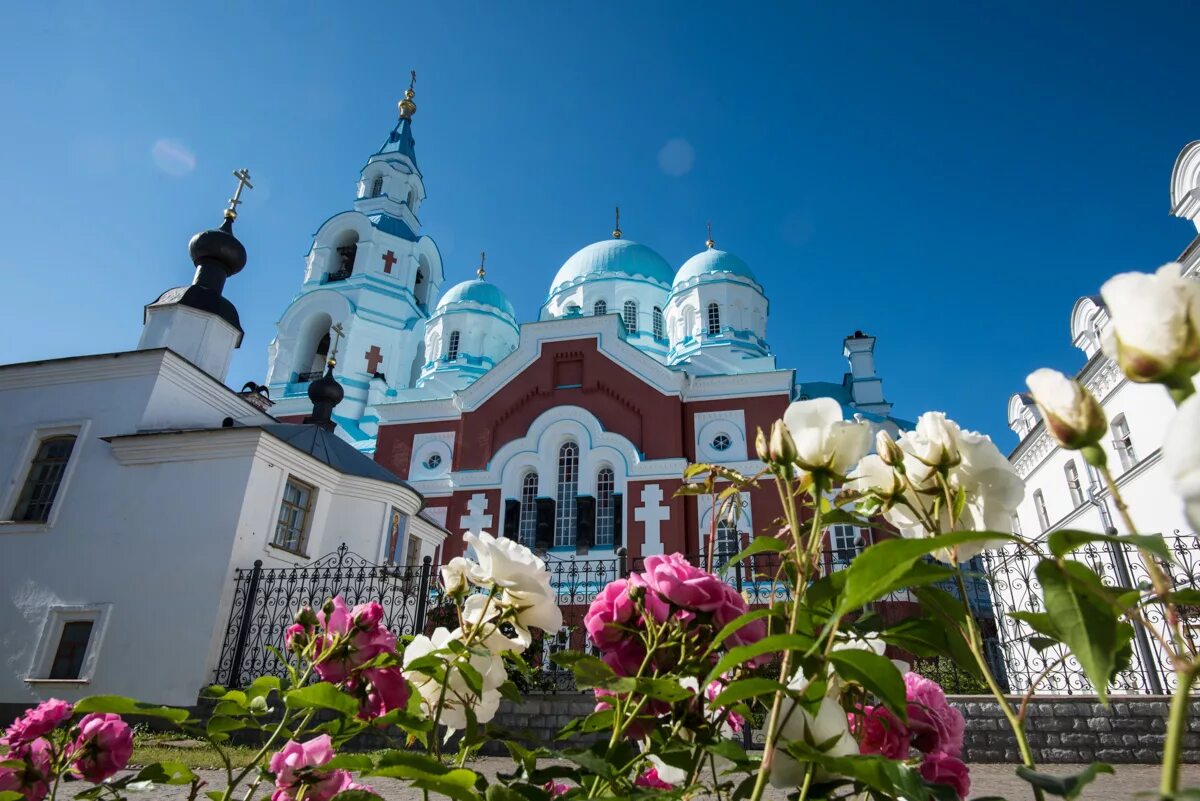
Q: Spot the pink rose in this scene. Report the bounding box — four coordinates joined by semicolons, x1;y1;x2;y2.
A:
905;673;964;757
543;780;570;797
705;679;745;733
270;735;336;787
852;705;910;760
919;751;970;800
713;584;766;652
284;624;308;652
318;597;353;635
353;601;385;630
70;713;134;783
600;639;647;677
628;573;671;624
584;579;636;648
357;667;410;720
0;738;52;801
313;598;397;683
2;699;73;747
633;767;673;790
640;554;726;613
271;770;369;801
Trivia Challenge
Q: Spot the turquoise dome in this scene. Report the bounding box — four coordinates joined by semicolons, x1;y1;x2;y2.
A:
673;248;757;288
436;279;516;319
550;239;674;294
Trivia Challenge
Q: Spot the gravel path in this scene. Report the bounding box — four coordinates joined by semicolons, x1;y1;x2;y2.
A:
84;760;1200;800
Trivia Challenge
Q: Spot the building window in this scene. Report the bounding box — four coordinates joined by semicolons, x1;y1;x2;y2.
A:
1034;490;1050;532
1112;414;1136;471
370;176;384;198
711;433;732;452
274;477;315;554
519;471;538;546
422;453;443;470
707;303;721;335
1011;513;1022;536
554;442;579;547
595;467;615;546
12;435;77;523
622;301;638;334
48;620;94;680
594;300;607;316
447;331;460;360
652;307;664;340
714;520;739;568
384;507;408;564
830;524;859;569
1065;461;1085;507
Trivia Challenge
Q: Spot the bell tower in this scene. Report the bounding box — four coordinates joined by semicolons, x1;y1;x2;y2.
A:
265;74;444;451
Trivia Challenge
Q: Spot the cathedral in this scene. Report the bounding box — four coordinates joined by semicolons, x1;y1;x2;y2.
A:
262;83;910;564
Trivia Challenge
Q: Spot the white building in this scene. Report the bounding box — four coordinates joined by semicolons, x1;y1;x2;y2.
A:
0;205;445;709
996;140;1200;694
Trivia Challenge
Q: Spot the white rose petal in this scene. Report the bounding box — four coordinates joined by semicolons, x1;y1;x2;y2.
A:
769;669;858;788
1100;263;1200;382
1164;393;1200;532
782;398;872;477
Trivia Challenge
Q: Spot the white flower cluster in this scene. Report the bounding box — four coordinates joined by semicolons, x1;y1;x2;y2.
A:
402;531;562;730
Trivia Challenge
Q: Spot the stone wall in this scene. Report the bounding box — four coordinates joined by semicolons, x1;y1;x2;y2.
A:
487;693;1197;764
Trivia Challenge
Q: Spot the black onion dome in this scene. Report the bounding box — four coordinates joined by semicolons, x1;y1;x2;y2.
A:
188;217;247;277
308;367;345;407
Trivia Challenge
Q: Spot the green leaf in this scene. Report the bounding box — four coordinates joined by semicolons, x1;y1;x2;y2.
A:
728;535;788;565
365;752;480;801
683;463;714;479
206;715;246;735
323;754;376;772
284;682;359;717
133;763;200;786
709;677;788;708
549;652;634;692
779;743;932;799
1016;762;1114;799
330;792;385;801
1036;560;1132;703
705;737;750;764
706;633;814;685
710;607;777;652
74;696;190;723
0;793;27;801
909;586;985;680
836;532;1017;615
1048;529;1172;563
634;676;695;702
484;785;529;801
828;648;907;718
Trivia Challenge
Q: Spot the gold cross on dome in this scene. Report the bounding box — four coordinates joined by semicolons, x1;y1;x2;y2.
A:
329;322;346;364
408;70;417;93
613;205;622;239
225;168;254;219
477;251;486;279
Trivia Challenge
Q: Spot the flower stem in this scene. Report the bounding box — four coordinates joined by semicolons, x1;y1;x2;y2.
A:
1161;658;1198;796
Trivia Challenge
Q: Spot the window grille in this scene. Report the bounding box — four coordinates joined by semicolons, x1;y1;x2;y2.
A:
594;300;607;316
622;301;638;334
519;472;539;546
274;477;315;554
595;467;615;545
371;176;383;197
13;435;76;522
447;331;460;360
652;307;664;340
707;303;721;335
1112;415;1136;471
1034;490;1050;532
1065;461;1085;507
554;443;579;546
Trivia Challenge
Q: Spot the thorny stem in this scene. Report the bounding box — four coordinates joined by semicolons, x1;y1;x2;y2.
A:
1161;658;1199;797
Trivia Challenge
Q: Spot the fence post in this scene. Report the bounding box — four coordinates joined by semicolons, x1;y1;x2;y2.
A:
415;556;433;634
227;559;263;689
1106;535;1166;694
617;546;629;579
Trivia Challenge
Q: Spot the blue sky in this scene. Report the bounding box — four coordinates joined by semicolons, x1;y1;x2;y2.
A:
2;2;1197;447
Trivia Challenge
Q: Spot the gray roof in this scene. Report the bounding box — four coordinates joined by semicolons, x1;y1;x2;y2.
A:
261;424;409;487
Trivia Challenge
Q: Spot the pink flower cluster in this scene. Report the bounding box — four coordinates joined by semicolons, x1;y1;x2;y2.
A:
288;596;410;721
269;735;374;801
853;673;969;799
633;767;673;790
0;699;134;801
584;554;766;675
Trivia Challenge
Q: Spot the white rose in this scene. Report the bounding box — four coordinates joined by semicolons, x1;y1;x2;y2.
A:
402;627;506;730
897;412;965;486
1100;263;1200;384
782;398;872;478
465;531;550;595
768;669;858;789
1164;393;1200;532
1025;368;1107;449
846;454;903;505
440;556;473;596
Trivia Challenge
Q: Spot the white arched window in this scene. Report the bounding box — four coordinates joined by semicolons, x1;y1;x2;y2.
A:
1065;461;1084;507
1034;490;1050;532
707;303;721;335
652;307;664;340
519;471;538;546
594;300;607;316
447;331;460;360
1112;414;1136;471
622;301;638;334
371;176;384;198
595;467;615;546
554;442;579;547
330;231;359;281
714;520;739;567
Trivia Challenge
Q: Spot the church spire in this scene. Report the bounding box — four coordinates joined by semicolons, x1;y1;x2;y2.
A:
376;69;420;163
706;220;715;249
477;251;486;279
398;70;417;120
613;205;622;239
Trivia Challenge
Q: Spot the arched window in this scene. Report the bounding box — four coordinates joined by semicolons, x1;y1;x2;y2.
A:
707;303;721;335
331;232;358;281
407;188;418;209
622;301;638;334
307;332;330;377
519;471;538;546
1112;414;1136;471
652;307;664;340
370;176;384;198
595;467;615;546
1065;461;1084;507
1034;490;1050;532
714;520;739;568
447;331;460;360
554;442;579;547
414;256;431;309
593;300;607;317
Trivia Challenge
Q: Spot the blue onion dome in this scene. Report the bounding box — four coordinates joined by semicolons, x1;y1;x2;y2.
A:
436;279;516;319
673;248;757;288
550;239;674;295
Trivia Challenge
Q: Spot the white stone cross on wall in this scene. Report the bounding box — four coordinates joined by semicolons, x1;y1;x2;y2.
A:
634;483;670;556
459;493;493;535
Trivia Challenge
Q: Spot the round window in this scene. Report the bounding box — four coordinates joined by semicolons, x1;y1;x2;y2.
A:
422;453;443;470
711;434;732;452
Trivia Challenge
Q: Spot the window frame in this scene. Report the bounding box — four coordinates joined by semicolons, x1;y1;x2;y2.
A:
622;301;638;335
370;176;384;198
1064;460;1085;508
707;302;721;335
652;307;664;340
595;467;615;546
554;443;579;547
1112;414;1136;471
829;524;860;570
2;421;88;533
593;300;607;317
518;471;539;547
26;604;111;685
1033;489;1050;532
447;330;461;361
273;476;316;556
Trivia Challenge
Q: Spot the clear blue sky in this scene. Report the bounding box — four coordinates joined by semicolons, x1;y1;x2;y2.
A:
2;2;1197;447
